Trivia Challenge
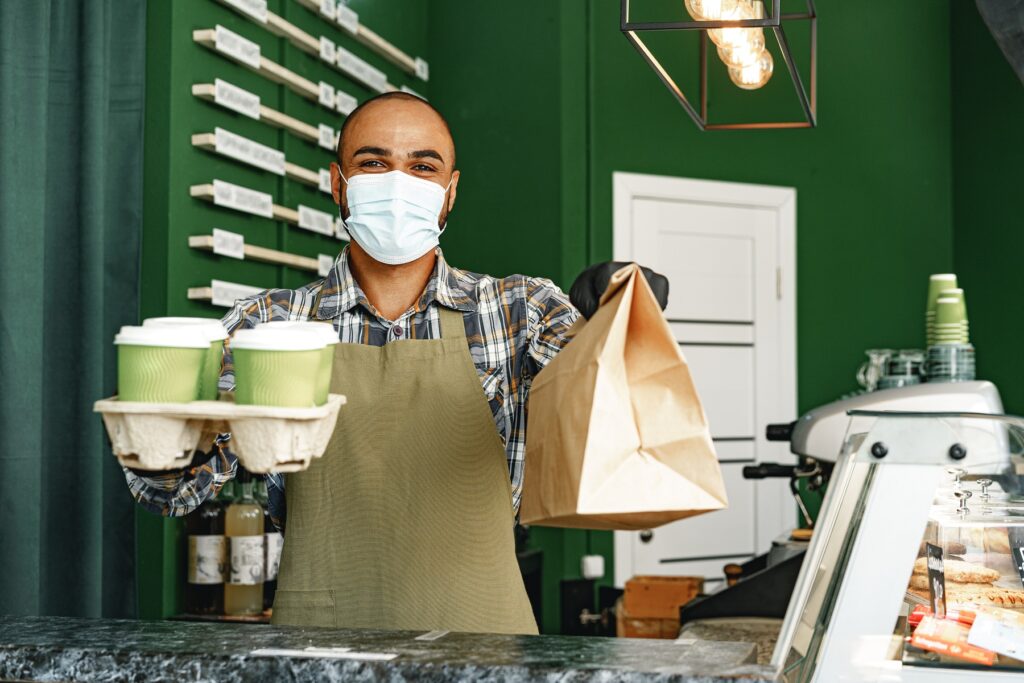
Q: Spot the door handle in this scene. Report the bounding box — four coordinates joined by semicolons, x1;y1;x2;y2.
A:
639;530;653;543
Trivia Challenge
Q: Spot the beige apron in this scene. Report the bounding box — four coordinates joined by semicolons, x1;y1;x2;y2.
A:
271;307;538;635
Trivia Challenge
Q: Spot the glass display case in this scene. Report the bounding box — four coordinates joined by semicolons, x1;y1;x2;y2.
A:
772;411;1024;682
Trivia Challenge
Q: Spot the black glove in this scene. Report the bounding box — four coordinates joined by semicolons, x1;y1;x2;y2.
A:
569;261;669;320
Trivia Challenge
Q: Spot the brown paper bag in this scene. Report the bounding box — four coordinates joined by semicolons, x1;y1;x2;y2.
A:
520;264;727;530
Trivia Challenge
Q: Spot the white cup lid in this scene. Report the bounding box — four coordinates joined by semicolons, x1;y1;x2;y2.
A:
256;319;339;344
930;273;957;281
256;320;339;345
143;317;229;341
231;327;326;351
115;325;211;349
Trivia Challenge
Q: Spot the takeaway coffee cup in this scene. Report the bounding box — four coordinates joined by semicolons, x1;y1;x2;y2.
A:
231;328;325;407
256;321;339;405
114;326;210;402
143;317;229;400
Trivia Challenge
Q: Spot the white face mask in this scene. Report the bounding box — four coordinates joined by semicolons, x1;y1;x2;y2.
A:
340;170;452;266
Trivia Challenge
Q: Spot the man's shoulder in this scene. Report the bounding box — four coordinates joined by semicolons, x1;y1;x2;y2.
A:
448;264;565;302
221;278;326;331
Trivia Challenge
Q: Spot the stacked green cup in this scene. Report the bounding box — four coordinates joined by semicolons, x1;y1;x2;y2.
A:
114;326;210;402
933;290;969;345
231;327;326;407
256;321;339;405
925;274;958;346
143;317;229;400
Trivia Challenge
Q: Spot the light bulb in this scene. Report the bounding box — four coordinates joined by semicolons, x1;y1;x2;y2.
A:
685;0;741;20
728;49;773;89
717;30;765;67
707;0;756;48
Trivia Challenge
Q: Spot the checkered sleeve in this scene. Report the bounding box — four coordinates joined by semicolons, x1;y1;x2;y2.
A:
122;446;238;517
523;277;580;377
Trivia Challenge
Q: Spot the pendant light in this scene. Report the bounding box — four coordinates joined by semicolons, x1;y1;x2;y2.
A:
621;0;817;130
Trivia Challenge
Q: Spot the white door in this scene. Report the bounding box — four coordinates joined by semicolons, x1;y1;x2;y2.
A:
612;172;797;593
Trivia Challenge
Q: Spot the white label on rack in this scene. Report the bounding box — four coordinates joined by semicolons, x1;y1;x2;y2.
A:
214;127;285;176
264;532;283;581
212;179;273;218
188;535;227;584
319;0;336;21
214;24;261;70
335;218;349;241
319;36;336;63
318;168;332;194
298;205;335;236
211;279;264;307
335;5;359;34
335;90;357;116
336;46;381;90
318;81;335;109
221;0;268;23
415;57;429;82
318;254;334;277
212;228;245;260
400;85;424;99
229;535;265;585
365;64;388;93
213;78;261;119
317;123;336;151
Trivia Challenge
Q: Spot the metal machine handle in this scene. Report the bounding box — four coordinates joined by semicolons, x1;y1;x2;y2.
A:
743;463;797;479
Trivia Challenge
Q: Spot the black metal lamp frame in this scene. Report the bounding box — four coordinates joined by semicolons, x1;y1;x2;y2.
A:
620;0;817;130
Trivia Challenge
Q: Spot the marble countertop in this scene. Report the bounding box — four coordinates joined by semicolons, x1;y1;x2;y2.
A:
0;615;778;682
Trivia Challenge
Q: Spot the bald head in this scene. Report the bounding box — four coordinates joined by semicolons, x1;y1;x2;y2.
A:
336;92;455;168
329;92;460;227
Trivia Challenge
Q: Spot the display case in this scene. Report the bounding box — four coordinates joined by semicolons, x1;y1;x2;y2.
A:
772;411;1024;682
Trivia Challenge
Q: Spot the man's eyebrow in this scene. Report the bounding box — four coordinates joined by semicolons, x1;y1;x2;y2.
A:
410;149;444;163
352;146;391;157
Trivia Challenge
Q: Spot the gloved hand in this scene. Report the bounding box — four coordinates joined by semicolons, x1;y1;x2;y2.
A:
569;261;669;320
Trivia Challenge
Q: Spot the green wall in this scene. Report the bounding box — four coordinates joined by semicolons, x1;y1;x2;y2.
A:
429;0;963;633
951;5;1024;413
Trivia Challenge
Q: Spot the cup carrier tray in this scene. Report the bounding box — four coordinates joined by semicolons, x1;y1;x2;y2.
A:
93;394;346;473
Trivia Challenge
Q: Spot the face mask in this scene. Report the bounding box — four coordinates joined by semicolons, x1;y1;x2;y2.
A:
339;170;452;266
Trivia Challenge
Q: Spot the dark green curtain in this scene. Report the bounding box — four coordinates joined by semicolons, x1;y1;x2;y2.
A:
0;0;145;617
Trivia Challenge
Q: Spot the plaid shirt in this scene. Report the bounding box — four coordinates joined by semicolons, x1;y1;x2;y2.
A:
124;247;579;530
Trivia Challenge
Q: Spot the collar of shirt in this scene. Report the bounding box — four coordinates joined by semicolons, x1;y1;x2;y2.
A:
312;246;476;321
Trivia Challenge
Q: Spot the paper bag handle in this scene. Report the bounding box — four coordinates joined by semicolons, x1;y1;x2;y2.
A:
598;263;640;307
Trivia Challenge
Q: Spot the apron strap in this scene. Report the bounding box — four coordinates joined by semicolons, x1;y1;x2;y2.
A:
438;307;466;341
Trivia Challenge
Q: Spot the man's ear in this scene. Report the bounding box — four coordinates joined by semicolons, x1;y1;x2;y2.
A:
446;170;460;212
330;162;344;207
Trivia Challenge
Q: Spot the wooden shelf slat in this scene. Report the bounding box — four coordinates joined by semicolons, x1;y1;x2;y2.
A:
191;131;319;187
191;83;320;143
193;28;320;104
216;0;396;94
189;234;320;272
293;0;420;77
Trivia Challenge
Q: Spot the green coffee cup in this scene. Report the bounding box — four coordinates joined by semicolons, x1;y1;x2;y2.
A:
231;328;325;407
935;297;963;326
926;274;958;313
938;288;967;325
115;326;209;402
143;317;229;400
256;321;339;405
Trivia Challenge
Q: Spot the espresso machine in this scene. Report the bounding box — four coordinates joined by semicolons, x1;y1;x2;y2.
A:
678;380;1004;626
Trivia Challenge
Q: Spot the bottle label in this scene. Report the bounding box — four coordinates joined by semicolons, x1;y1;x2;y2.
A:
230;535;265;585
188;535;227;584
265;532;284;581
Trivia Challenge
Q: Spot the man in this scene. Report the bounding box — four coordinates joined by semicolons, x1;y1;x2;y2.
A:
125;92;667;634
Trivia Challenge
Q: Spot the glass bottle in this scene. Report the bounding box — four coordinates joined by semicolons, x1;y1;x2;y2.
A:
224;468;264;616
184;489;226;614
256;479;283;611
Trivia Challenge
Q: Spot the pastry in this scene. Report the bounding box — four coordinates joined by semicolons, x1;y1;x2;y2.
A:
912;557;1001;584
909;584;1024;608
